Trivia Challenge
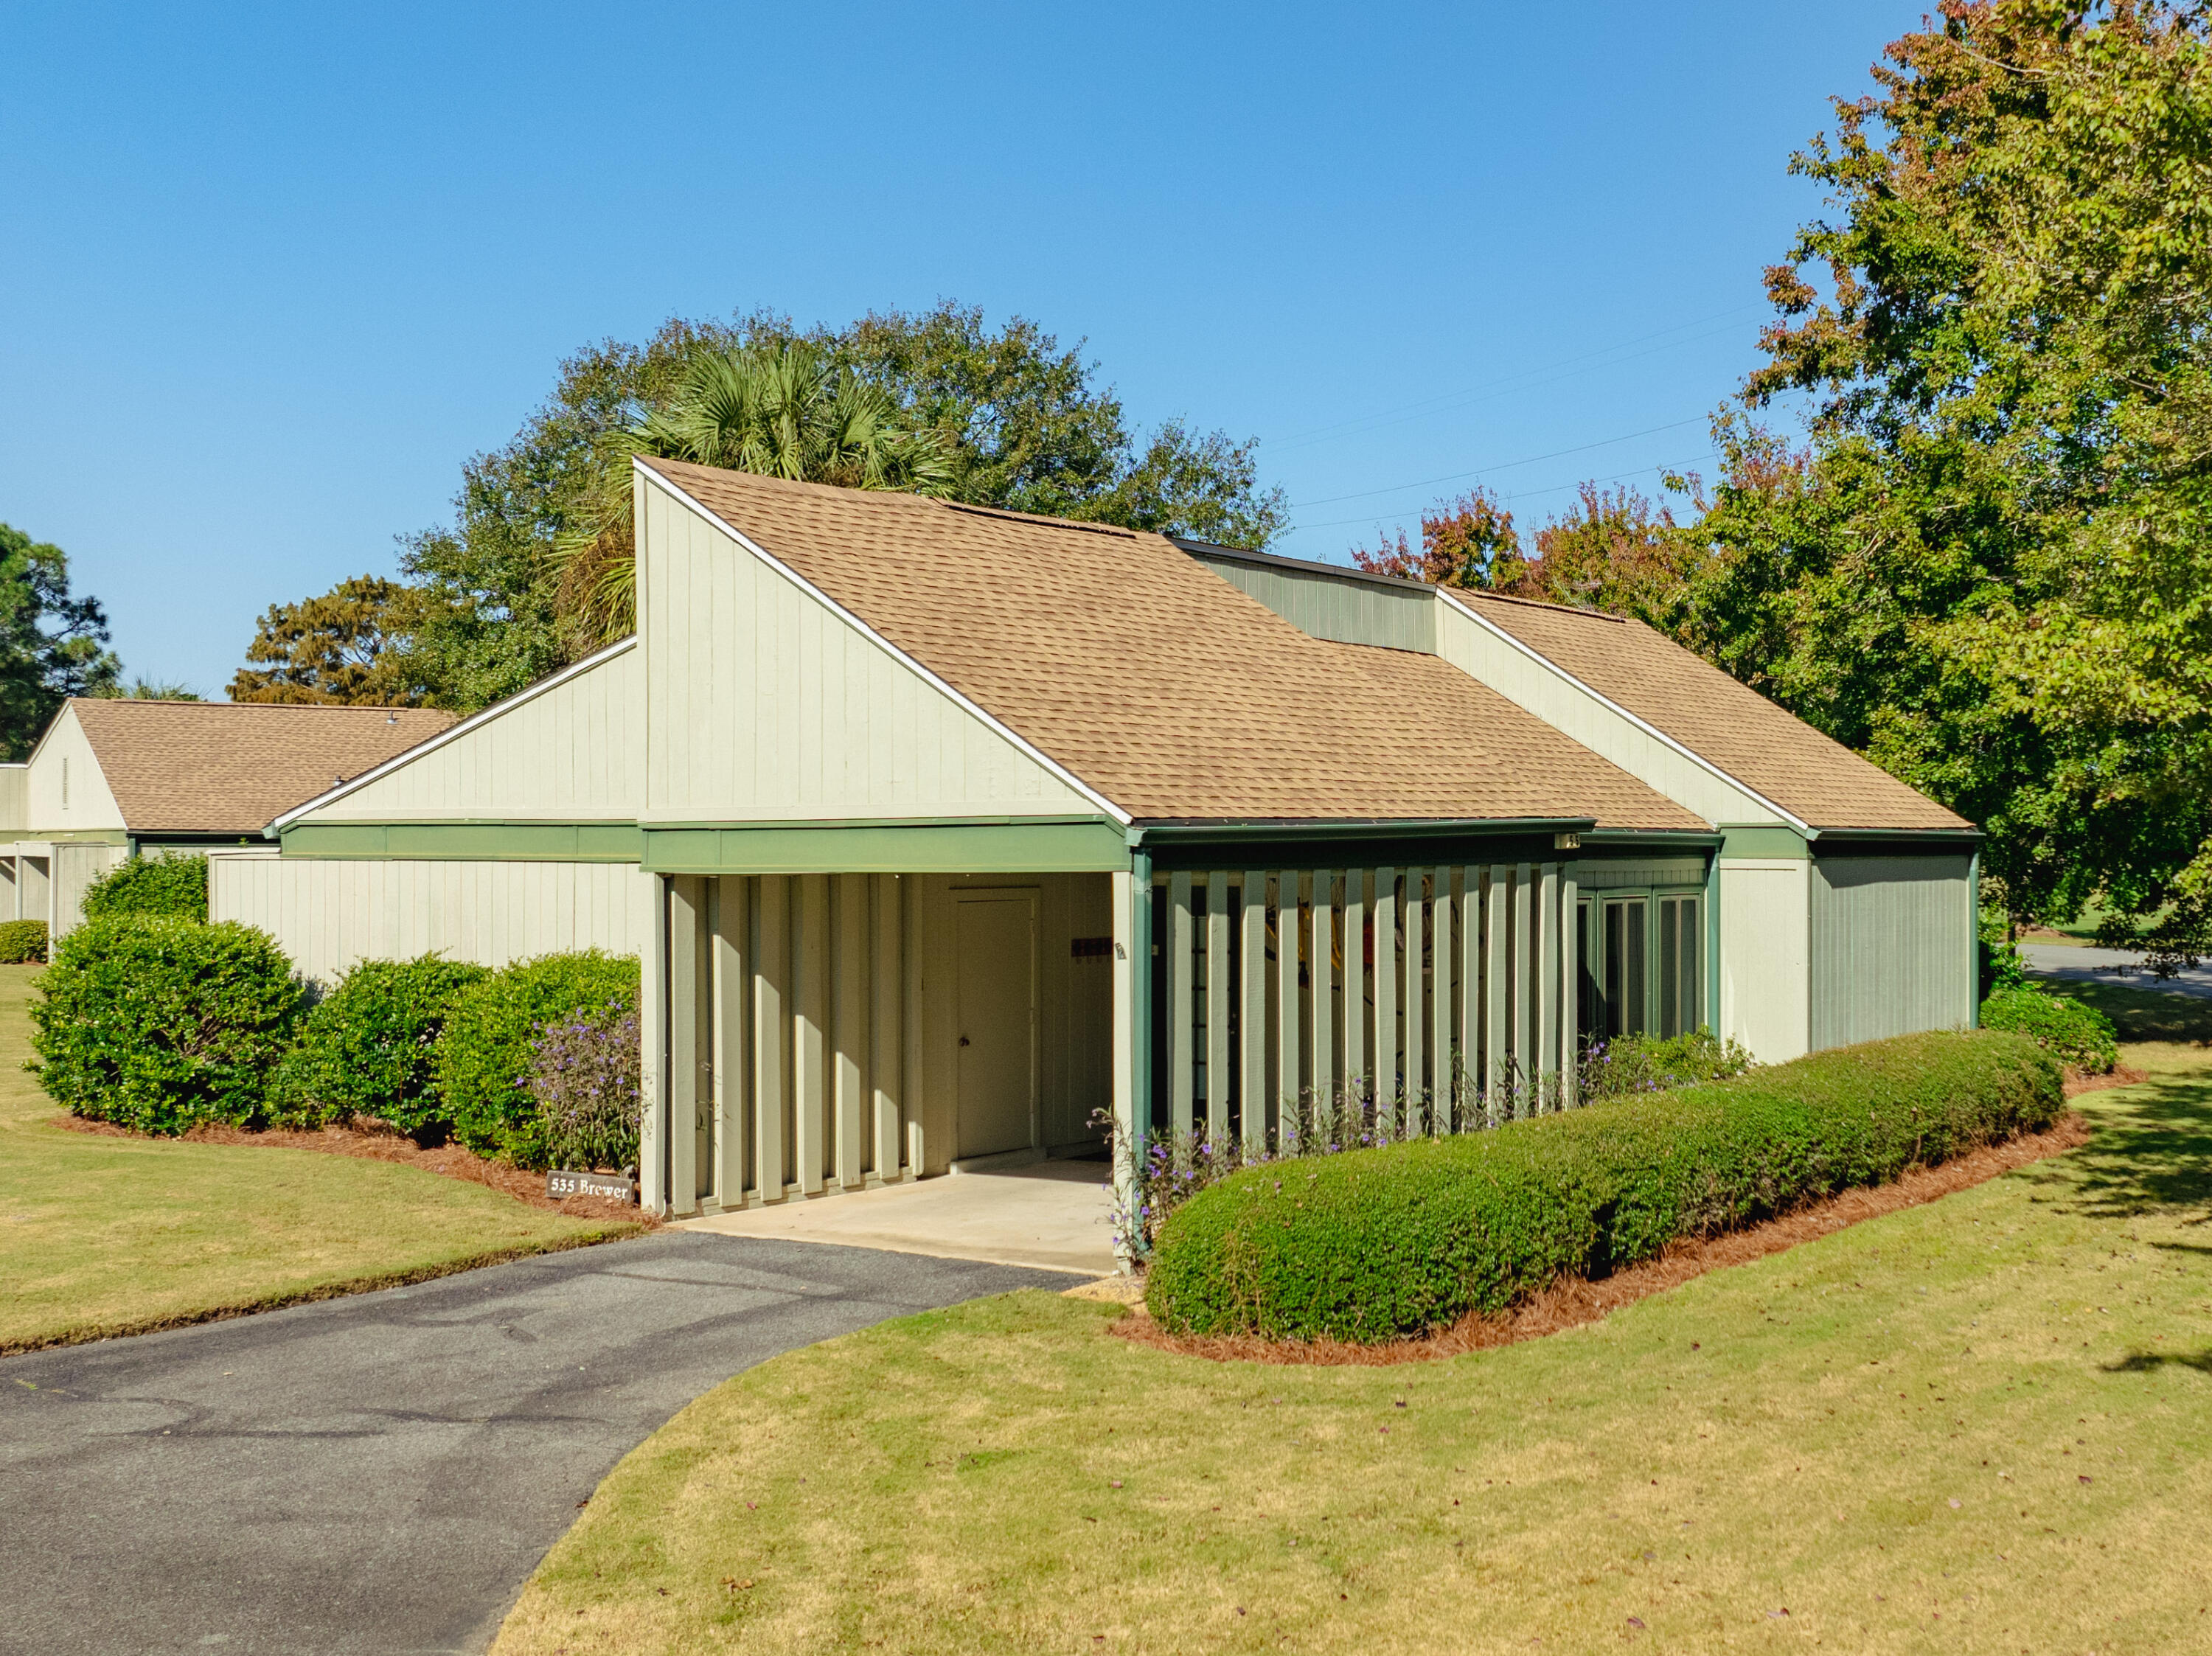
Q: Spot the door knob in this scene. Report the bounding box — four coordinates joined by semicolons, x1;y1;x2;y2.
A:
959;1034;970;1047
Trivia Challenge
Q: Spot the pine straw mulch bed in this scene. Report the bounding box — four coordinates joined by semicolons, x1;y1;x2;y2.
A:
54;1114;653;1226
1111;1105;2098;1368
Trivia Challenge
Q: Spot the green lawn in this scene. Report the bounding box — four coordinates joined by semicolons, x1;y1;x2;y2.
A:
495;1043;2212;1655
0;963;633;1352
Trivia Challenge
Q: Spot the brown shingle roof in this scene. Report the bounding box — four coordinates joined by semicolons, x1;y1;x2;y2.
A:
1453;594;1969;832
642;458;1705;830
66;700;457;834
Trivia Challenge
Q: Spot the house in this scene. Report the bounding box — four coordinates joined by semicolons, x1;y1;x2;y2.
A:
0;698;453;936
217;456;1980;1220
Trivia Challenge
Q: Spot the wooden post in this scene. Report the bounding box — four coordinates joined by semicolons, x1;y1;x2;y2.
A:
1343;869;1366;1110
1276;869;1301;1138
1560;869;1579;1109
1485;863;1510;1121
1430;865;1452;1133
1206;870;1230;1145
795;872;829;1195
639;874;668;1214
667;875;702;1214
714;875;749;1203
1310;871;1335;1139
1374;867;1398;1131
1460;866;1481;1127
1239;869;1266;1154
1167;870;1194;1139
1110;865;1140;1266
1403;869;1425;1134
1512;862;1534;1100
1537;862;1560;1111
872;874;902;1181
834;873;868;1188
754;874;789;1198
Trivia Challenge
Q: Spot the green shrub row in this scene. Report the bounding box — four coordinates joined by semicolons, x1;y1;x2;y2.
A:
1979;984;2118;1073
82;853;209;921
31;914;638;1164
0;919;47;963
1145;1029;2064;1344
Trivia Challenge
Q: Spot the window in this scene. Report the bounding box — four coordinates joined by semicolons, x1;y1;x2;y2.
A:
1581;887;1703;1046
1658;896;1702;1037
1601;897;1646;1041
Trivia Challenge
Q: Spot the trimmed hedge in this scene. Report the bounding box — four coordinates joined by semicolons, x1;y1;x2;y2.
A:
1146;1029;2063;1343
271;956;492;1133
1979;984;2118;1073
435;950;639;1165
0;919;47;963
81;854;209;921
29;915;303;1134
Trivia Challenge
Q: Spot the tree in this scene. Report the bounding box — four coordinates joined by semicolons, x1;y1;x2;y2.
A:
229;577;420;704
393;303;1289;707
93;678;201;702
1349;488;1527;588
0;523;119;758
1676;0;2212;962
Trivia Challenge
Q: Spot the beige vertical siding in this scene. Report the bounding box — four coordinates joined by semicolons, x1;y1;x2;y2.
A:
1809;855;1975;1048
637;478;1099;822
26;707;127;835
1718;859;1812;1062
1183;549;1437;653
51;842;126;936
0;765;27;835
207;850;650;985
307;644;645;821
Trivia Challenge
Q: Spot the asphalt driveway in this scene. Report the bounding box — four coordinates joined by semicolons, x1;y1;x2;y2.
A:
0;1232;1075;1656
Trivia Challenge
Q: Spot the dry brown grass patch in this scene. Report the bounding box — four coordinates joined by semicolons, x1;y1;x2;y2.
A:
1115;1111;2091;1366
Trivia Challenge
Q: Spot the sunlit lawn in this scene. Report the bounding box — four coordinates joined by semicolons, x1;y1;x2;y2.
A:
493;1028;2212;1654
0;964;631;1352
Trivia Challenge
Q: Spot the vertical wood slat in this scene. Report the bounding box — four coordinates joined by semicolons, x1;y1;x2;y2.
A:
640;874;668;1213
1403;871;1425;1134
1511;862;1534;1099
1310;872;1335;1133
1460;866;1481;1124
900;875;925;1175
1343;869;1366;1107
1168;870;1194;1138
1206;870;1230;1144
1110;867;1140;1262
1374;867;1398;1129
1431;865;1453;1132
834;872;868;1187
1560;869;1579;1109
1240;870;1267;1152
1537;862;1561;1107
754;874;788;1197
1276;870;1301;1131
667;876;701;1214
1485;864;1510;1121
872;874;902;1180
795;873;829;1194
714;875;749;1203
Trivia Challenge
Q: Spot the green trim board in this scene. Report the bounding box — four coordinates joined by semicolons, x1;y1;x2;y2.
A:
1718;826;1811;860
644;819;1132;874
281;822;645;862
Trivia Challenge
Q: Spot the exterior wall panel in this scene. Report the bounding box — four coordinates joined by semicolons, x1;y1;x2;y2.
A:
1809;855;1975;1049
26;708;127;835
1718;859;1811;1062
1185;551;1436;653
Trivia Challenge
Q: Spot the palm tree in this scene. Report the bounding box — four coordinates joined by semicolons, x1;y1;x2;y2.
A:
553;342;955;647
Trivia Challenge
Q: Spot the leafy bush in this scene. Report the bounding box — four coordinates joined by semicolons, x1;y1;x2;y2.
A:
0;919;47;963
1980;984;2118;1074
1146;1029;2062;1343
1580;1029;1753;1099
81;854;209;921
434;950;639;1164
1979;904;2027;998
270;956;492;1133
29;916;303;1134
530;1000;642;1172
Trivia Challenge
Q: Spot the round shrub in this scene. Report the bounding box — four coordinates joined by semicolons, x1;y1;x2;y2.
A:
435;950;639;1165
530;1000;641;1172
1146;1029;2063;1343
270;956;493;1133
1980;984;2118;1073
81;854;209;921
0;919;48;963
29;915;303;1133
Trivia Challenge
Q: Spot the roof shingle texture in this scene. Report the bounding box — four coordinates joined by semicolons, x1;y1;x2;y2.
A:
67;700;457;833
1455;594;1969;832
643;458;1704;830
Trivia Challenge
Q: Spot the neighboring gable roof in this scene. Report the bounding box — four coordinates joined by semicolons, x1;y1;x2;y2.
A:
67;700;457;834
1451;594;1969;833
639;458;1705;831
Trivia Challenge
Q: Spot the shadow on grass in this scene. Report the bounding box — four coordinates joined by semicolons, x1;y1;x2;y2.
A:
2032;974;2212;1046
2022;1066;2212;1219
2102;1349;2212;1374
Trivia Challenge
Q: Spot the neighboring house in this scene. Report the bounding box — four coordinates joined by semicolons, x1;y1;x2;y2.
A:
0;699;453;937
218;456;1978;1220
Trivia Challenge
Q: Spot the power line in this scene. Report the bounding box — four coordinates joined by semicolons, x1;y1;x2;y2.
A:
1290;452;1717;534
1287;415;1705;509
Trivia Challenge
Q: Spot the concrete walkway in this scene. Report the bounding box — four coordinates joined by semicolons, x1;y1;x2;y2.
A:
0;1233;1077;1656
678;1158;1119;1275
2022;942;2212;1001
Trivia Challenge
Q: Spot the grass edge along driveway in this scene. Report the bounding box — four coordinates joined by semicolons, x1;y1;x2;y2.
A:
0;964;636;1354
494;1044;2212;1655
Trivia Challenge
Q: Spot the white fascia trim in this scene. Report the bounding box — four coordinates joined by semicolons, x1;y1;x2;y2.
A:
1434;588;1815;838
268;637;640;833
639;464;1134;827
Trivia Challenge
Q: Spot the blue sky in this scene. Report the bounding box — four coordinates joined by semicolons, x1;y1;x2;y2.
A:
0;2;1916;697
